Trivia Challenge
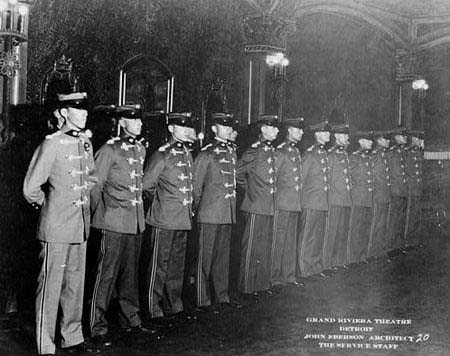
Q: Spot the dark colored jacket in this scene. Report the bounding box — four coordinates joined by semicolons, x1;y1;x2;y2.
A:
274;140;302;212
389;144;408;197
143;139;194;230
236;140;277;215
349;149;374;207
90;135;146;234
406;146;424;197
193;139;237;224
372;147;391;204
328;145;352;207
23;128;96;243
301;144;330;211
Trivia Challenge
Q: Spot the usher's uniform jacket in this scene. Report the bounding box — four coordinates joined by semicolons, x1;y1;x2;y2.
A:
370;145;391;256
387;144;409;250
193;138;237;306
297;143;330;277
324;144;352;268
271;139;302;286
236;139;277;293
23;127;95;355
404;145;424;246
348;148;374;263
89;135;146;336
143;139;194;318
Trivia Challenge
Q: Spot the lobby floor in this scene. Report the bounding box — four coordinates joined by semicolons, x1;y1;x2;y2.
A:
1;230;449;356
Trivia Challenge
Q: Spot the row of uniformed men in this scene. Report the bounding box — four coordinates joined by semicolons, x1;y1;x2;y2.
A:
23;91;242;355
234;116;425;296
22;91;424;355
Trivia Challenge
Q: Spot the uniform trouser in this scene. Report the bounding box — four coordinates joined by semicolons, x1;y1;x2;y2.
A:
89;230;142;336
238;213;273;294
387;196;407;250
270;210;300;286
347;206;373;263
36;241;86;355
196;223;231;306
297;209;327;277
323;206;351;268
368;202;389;257
404;195;422;247
146;227;187;318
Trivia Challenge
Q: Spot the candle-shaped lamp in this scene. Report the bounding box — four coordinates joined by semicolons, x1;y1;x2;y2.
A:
17;5;27;33
0;1;8;30
7;0;17;31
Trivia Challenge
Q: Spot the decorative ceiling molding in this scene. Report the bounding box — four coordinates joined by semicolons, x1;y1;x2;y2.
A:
240;0;450;51
293;3;409;49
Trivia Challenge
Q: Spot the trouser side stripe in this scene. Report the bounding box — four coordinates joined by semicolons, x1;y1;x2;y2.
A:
244;214;255;293
89;230;106;332
148;227;160;317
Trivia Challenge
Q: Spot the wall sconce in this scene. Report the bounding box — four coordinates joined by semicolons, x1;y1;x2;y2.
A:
412;78;429;98
266;52;289;77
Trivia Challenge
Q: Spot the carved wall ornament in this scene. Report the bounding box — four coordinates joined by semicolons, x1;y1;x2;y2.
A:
0;51;21;78
394;49;423;82
243;13;296;51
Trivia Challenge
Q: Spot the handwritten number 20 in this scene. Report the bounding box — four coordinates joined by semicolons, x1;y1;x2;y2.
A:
416;334;430;343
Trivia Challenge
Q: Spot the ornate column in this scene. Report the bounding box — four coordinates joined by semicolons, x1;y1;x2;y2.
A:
0;0;31;146
394;49;422;129
242;13;295;124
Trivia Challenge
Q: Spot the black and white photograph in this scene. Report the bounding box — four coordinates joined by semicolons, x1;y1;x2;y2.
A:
1;0;450;355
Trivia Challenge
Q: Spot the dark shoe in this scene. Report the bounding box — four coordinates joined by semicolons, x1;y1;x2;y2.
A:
269;284;283;294
91;334;112;347
148;317;173;329
64;341;100;354
123;324;157;334
194;305;210;313
224;299;243;309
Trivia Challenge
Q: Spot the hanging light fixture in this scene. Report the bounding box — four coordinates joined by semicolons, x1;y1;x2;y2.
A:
412;78;429;98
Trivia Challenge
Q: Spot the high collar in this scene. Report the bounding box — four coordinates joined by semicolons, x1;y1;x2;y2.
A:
169;138;185;149
121;134;136;144
214;139;228;148
286;138;297;146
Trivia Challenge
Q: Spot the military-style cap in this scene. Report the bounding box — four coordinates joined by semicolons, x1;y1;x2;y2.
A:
407;130;424;139
255;114;279;127
309;120;331;132
211;112;236;127
281;117;304;129
115;104;143;119
353;130;373;140
388;126;407;138
372;130;390;139
58;92;87;109
331;123;350;134
168;112;198;128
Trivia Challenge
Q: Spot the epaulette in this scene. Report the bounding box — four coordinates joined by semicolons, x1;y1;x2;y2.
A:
307;145;314;152
107;136;120;145
251;141;261;148
277;142;286;149
81;129;93;138
158;142;171;152
201;143;212;151
45;130;62;140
